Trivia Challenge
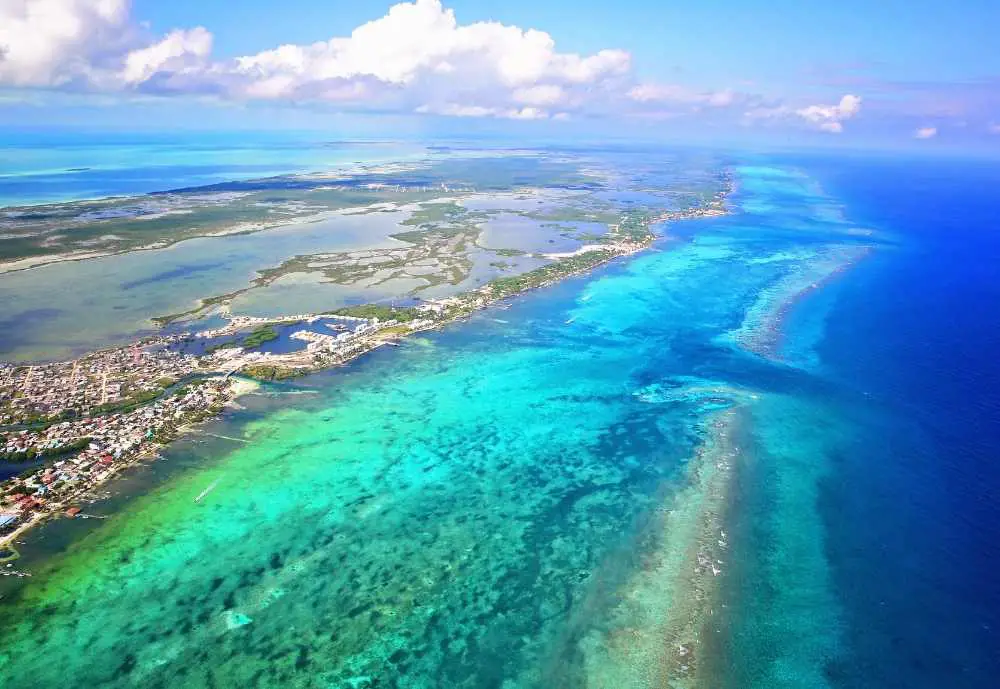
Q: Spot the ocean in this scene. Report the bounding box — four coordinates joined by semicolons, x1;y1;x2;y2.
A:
0;145;998;688
768;153;1000;688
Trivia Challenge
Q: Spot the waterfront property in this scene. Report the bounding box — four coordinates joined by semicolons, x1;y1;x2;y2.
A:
0;195;708;550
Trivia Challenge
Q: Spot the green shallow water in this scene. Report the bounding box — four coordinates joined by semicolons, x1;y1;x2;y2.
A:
0;164;876;688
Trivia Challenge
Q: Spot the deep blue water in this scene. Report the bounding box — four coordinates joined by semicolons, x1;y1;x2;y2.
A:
782;154;1000;688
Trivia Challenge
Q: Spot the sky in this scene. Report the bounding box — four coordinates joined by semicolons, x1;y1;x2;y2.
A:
1;0;999;150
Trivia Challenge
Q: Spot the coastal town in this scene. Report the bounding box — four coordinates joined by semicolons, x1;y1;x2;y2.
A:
0;197;730;560
0;312;412;556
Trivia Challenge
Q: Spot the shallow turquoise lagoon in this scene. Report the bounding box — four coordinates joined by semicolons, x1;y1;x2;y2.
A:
0;163;881;688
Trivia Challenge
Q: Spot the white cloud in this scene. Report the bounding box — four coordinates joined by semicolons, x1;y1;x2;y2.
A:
627;83;743;108
745;94;862;133
122;27;212;85
795;94;862;133
507;106;547;120
223;0;630;114
512;84;566;106
0;0;872;132
0;0;630;119
988;123;1000;134
914;126;937;139
0;0;132;86
416;103;549;119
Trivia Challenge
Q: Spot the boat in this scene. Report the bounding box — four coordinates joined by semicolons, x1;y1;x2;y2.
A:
194;478;221;503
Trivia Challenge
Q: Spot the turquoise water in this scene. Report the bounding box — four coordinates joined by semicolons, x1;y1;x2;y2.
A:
0;161;882;688
0;132;427;207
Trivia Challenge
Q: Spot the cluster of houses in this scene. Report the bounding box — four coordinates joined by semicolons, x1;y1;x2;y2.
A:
277;318;394;365
1;378;233;535
0;312;440;544
204;316;420;372
0;345;198;424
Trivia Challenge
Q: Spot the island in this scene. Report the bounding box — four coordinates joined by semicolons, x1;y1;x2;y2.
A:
0;158;732;556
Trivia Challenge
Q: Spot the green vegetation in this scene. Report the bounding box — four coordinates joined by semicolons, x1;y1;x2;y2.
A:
203;339;240;354
484;248;615;300
203;325;283;355
616;211;656;242
240;325;280;349
152;291;240;327
522;207;620;225
399;201;470;227
2;410;69;428
90;388;162;415
89;375;214;416
0;150;593;268
389;225;474;244
377;324;416;337
240;364;304;381
0;183;446;268
332;304;419;322
151;403;225;442
0;437;92;463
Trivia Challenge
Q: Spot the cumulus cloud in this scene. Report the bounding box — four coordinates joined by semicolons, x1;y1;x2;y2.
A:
121;27;212;85
0;0;874;130
914;126;937;139
0;0;133;86
795;94;862;132
227;0;628;100
744;94;862;133
0;0;631;119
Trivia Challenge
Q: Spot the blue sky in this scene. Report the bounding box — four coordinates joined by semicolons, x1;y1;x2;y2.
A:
2;0;999;150
132;0;1000;85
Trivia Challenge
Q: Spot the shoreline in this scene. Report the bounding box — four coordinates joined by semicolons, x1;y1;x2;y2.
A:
0;376;260;551
0;240;651;551
0;243;649;553
1;184;733;554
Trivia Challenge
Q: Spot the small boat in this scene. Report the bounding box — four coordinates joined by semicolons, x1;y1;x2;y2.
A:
195;478;221;503
565;317;577;325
